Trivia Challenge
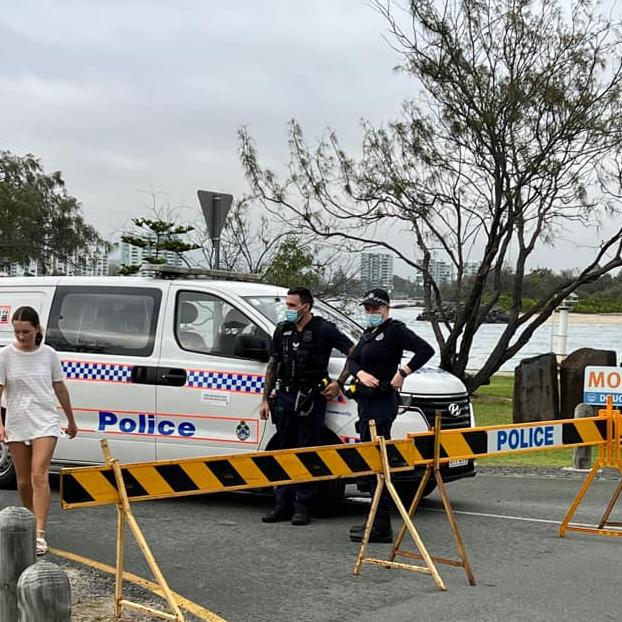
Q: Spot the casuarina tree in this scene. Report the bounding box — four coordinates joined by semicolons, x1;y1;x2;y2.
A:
120;217;200;274
240;0;622;392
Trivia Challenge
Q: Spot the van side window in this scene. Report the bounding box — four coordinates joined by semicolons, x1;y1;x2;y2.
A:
46;286;161;356
176;291;268;358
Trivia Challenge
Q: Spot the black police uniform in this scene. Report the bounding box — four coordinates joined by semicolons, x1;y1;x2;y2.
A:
347;317;434;537
270;316;352;519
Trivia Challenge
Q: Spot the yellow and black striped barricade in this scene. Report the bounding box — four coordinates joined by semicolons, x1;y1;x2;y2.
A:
61;415;610;510
559;395;622;538
59;406;620;616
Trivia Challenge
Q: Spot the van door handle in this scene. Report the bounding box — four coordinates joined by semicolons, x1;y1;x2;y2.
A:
131;365;160;385
159;368;187;387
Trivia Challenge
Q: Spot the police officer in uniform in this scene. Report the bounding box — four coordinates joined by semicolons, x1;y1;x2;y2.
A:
260;287;353;526
347;288;434;542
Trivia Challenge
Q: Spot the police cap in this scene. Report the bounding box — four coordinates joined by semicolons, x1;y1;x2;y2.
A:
360;288;390;307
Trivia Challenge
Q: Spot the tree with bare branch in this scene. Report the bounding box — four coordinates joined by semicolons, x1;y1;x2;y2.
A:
240;0;622;392
192;197;359;295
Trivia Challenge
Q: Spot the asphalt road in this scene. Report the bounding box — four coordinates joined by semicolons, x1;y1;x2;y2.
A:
1;471;621;622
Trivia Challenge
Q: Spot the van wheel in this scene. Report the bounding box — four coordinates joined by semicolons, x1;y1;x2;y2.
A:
0;443;16;489
393;479;437;507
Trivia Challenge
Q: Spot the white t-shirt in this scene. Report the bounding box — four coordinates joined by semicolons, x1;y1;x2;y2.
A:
0;343;65;442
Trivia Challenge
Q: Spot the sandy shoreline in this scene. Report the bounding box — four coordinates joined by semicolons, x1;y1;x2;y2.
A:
402;307;622;324
545;312;622;325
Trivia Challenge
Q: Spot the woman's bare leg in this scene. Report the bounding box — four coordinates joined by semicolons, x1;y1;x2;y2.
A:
30;437;57;534
9;442;33;511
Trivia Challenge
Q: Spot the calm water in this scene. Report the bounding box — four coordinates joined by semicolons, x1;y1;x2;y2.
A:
390;308;622;372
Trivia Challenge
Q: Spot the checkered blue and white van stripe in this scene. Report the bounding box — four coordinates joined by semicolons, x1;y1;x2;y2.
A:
186;370;264;393
62;361;133;383
61;360;265;393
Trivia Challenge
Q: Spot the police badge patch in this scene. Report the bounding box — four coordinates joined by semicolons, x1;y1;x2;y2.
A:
236;421;251;441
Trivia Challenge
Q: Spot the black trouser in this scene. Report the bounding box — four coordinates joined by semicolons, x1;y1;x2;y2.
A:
272;389;327;514
358;391;400;523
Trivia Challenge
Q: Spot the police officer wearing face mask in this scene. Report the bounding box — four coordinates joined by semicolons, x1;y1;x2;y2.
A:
346;288;434;543
260;287;353;526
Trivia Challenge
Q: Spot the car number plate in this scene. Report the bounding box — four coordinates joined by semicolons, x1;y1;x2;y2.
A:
448;459;468;468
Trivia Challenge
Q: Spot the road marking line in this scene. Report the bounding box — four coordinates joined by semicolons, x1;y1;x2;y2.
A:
425;507;577;525
49;547;228;622
349;496;593;527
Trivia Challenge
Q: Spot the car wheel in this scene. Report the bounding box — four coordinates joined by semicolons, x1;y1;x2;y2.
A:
0;442;16;489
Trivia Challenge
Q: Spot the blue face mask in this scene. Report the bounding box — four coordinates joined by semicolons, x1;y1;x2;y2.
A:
367;313;384;327
285;309;300;323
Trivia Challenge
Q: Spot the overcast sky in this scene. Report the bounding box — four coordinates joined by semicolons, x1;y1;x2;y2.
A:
1;1;618;276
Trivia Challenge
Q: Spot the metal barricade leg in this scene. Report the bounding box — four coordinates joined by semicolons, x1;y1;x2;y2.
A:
101;440;185;622
353;421;447;591
389;414;475;586
388;466;433;562
560;397;622;538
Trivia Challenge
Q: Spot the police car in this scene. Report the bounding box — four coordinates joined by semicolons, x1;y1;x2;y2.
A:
0;267;475;508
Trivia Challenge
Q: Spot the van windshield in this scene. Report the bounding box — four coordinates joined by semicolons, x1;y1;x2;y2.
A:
243;295;363;355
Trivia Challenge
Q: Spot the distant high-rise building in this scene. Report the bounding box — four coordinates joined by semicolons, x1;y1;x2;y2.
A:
1;242;110;277
430;257;455;284
414;254;456;286
464;261;479;277
119;240;183;269
360;253;394;290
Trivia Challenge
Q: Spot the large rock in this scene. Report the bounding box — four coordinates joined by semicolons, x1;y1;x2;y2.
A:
513;353;559;423
559;348;617;420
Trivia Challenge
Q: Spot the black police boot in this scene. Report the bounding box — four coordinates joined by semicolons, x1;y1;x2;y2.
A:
292;500;311;525
292;510;311;525
349;518;393;543
262;506;293;523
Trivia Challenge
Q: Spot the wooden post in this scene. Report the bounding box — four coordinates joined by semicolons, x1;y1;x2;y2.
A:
17;560;71;621
573;403;593;469
0;506;36;621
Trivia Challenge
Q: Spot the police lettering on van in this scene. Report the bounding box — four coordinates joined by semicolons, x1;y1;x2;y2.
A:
99;412;196;437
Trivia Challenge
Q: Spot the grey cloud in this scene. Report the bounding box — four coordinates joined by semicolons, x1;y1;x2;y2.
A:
0;1;425;264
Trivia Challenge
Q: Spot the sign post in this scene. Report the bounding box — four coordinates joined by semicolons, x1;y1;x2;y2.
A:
197;190;233;270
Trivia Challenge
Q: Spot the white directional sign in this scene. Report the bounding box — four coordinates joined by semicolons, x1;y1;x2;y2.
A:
583;366;622;406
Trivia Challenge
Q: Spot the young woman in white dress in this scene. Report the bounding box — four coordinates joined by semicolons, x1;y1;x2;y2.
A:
0;306;78;555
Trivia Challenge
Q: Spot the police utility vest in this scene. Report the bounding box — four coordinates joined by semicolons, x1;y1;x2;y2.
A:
274;318;328;389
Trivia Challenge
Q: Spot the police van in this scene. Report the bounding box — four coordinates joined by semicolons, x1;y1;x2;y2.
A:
0;267;475;508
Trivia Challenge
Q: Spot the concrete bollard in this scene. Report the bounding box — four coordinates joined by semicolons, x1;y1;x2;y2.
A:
573;403;594;469
0;506;36;621
17;560;71;622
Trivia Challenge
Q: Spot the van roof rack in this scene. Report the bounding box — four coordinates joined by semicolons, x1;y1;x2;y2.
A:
140;264;261;282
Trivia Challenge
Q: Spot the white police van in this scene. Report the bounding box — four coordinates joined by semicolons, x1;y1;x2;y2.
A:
0;268;475;507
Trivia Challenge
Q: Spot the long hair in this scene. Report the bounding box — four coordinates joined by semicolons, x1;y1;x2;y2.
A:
12;306;43;345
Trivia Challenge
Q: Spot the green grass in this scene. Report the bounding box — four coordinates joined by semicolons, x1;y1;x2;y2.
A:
471;375;574;467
